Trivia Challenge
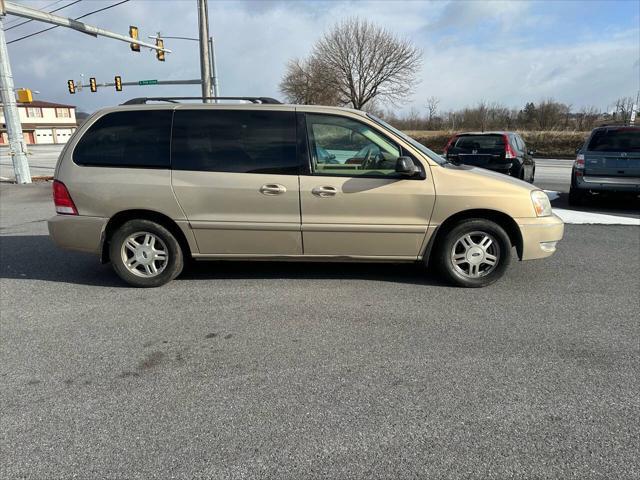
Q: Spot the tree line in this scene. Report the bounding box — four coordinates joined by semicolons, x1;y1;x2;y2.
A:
280;17;636;132
380;97;636;132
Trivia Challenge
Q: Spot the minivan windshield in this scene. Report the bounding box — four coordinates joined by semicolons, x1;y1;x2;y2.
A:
367;114;447;165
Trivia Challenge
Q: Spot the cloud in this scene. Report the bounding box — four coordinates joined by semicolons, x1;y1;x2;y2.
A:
417;27;639;111
429;0;531;31
4;0;638;115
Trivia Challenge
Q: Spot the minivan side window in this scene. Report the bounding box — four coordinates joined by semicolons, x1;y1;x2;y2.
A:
73;110;172;168
305;114;404;177
171;110;299;174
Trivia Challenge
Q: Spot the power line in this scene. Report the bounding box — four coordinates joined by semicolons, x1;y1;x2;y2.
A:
5;0;84;32
7;0;131;45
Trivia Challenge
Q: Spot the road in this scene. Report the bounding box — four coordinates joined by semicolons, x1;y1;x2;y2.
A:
1;181;638;479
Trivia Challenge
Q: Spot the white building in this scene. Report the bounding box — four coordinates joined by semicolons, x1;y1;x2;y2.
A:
1;100;78;145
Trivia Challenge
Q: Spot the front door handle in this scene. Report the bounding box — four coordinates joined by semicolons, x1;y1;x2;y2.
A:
259;184;287;196
311;186;337;197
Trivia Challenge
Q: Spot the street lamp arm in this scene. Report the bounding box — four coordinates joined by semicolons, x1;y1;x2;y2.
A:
149;35;199;42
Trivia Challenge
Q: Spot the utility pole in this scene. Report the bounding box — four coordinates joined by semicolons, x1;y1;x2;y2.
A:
150;33;220;100
0;14;31;183
197;0;212;103
208;36;219;101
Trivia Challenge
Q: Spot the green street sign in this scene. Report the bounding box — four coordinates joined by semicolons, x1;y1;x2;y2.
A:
138;79;158;85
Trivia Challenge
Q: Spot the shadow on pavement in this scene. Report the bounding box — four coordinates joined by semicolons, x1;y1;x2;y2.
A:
0;234;446;287
551;192;640;218
0;235;123;287
181;258;445;286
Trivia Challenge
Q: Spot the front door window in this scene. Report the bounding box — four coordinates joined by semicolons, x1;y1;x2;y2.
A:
306;114;404;177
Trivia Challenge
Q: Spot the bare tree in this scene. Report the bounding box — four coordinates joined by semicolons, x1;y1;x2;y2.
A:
535;98;570;130
575;105;600;131
426;96;440;121
612;96;635;124
280;57;340;105
281;18;422;109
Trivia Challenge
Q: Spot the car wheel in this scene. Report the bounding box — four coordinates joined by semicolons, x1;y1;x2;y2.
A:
568;187;586;207
109;219;184;287
434;219;511;288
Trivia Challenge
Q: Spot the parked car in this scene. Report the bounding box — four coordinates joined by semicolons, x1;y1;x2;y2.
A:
569;126;640;205
443;132;536;182
48;97;563;288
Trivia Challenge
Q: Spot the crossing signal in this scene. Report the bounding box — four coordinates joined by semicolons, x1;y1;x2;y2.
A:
67;80;76;94
155;38;165;62
89;77;97;92
129;26;140;52
114;76;122;91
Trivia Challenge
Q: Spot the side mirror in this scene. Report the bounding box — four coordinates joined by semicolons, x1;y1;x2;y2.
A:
528;149;536;156
396;156;420;177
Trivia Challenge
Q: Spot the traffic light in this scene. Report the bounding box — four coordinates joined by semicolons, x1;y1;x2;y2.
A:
129;25;140;52
89;77;97;93
16;88;33;103
114;76;122;92
67;80;76;94
155;38;165;62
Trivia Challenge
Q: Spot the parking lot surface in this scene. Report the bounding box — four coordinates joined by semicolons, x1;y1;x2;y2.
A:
1;182;638;479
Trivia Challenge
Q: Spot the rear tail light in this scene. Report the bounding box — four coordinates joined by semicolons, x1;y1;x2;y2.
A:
503;134;517;159
52;180;78;215
574;153;585;176
443;135;457;156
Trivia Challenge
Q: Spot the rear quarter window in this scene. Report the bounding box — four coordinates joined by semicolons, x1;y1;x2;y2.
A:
587;129;640;152
73;110;173;168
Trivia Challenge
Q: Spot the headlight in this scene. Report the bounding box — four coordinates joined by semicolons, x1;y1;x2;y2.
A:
531;190;552;217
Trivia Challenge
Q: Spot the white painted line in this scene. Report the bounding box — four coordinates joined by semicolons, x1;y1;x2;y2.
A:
553;208;640;225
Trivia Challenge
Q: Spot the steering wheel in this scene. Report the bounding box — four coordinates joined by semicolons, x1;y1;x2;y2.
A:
360;146;381;170
360;147;373;169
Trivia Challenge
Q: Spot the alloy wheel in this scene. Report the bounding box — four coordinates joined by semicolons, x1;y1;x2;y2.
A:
450;231;500;278
120;231;168;278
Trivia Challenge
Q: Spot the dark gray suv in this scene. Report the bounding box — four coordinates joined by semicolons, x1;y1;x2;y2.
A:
570;126;640;205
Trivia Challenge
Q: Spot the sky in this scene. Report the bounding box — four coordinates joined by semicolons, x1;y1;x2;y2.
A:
4;0;640;115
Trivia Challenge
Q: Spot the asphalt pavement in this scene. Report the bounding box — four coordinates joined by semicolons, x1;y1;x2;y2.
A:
1;181;639;479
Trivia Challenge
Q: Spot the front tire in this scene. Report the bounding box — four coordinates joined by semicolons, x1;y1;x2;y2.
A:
109;219;184;287
434;219;512;288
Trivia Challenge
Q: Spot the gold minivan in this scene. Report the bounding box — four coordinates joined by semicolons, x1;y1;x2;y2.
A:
48;97;564;288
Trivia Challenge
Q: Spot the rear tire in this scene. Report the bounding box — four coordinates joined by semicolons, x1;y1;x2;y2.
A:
568;187;586;206
434;219;512;288
109;219;184;287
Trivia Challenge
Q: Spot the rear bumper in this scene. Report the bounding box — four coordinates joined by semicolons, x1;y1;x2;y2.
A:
515;214;564;260
574;174;640;193
48;215;108;255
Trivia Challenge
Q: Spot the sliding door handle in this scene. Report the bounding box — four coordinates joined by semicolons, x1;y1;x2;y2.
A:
259;184;287;196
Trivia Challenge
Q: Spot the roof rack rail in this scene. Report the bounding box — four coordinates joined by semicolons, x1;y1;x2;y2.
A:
121;96;282;105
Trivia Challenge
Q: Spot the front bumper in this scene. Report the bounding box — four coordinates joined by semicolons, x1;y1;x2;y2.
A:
515;214;564;260
48;215;108;255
